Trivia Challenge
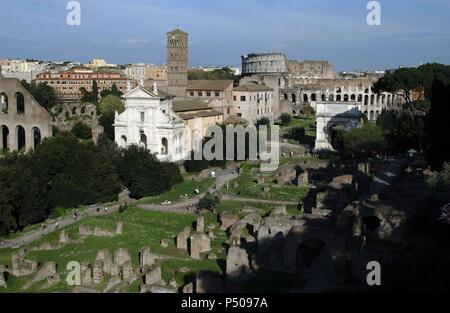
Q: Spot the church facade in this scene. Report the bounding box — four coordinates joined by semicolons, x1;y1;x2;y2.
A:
114;84;187;162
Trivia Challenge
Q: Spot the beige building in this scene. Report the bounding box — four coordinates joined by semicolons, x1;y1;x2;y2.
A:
232;82;275;124
172;99;223;138
186;80;234;118
125;63;168;82
1;72;52;151
34;69;128;103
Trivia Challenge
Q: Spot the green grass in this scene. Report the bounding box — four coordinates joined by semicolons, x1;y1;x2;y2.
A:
223;173;309;203
0;207;232;293
280;116;316;137
139;177;214;205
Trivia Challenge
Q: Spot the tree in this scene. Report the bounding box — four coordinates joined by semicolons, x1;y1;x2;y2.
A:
99;95;124;114
80;87;95;103
198;192;220;210
117;145;179;198
21;80;56;110
71;122;92;140
288;127;305;142
256;117;271;128
334;123;386;158
280;113;292;126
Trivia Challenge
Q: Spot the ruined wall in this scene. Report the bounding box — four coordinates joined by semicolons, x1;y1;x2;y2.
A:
288;60;335;79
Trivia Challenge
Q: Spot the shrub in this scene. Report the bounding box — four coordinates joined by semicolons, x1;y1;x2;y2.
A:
71;121;92;140
280;113;292;126
198;192;220;210
288;127;305;142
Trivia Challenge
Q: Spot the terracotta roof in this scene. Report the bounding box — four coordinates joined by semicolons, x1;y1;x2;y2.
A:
172;99;212;112
187;80;233;91
224;115;249;125
234;83;273;92
177;109;223;120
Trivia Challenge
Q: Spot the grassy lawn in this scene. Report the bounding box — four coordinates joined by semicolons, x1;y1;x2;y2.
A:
139;177;214;205
223;171;309;203
280;116;316;137
0;207;229;293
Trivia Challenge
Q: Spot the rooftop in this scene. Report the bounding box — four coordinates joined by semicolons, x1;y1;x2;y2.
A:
172;99;212;112
187;80;233;91
234;82;273;92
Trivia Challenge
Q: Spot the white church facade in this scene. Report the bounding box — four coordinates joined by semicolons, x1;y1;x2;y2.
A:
114;84;187;162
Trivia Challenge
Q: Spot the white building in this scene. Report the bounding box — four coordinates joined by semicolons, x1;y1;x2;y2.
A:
232;82;275;124
114;83;187;162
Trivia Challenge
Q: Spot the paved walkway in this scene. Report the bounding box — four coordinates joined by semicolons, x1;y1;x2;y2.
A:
221;195;298;206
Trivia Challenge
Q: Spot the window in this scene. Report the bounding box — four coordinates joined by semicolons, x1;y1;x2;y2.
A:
215;92;220;97
237;113;242;117
140;112;145;122
189;92;194;96
198;91;203;97
240;96;246;101
233;96;237;101
227;108;230;114
206;92;211;97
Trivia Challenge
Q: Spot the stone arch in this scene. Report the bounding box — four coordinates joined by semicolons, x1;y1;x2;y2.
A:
32;127;41;148
1;125;9;150
120;135;127;147
387;95;392;105
350;94;356;101
358;94;362;102
16;125;26;151
328;94;334;101
364;88;370;94
321;94;326;101
140;133;147;149
370;94;375;105
16;92;25;114
364;95;369;105
1;92;8;113
311;93;317;102
291;93;296;103
369;110;374;121
161;137;168;155
344;94;349;102
364;110;368;119
336;94;342;101
283;93;288;100
375;110;380;120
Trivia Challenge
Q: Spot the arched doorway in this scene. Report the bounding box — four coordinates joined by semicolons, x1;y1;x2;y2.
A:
311;94;317;101
16;125;26;151
1;125;9;150
32;127;41;148
344;94;349;102
336;94;342;101
1;93;8;113
161;137;168;155
351;94;356;101
16;92;25;114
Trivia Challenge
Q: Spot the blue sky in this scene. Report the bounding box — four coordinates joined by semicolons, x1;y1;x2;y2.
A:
0;0;449;71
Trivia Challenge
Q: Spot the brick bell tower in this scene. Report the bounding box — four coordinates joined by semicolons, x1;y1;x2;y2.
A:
167;28;188;100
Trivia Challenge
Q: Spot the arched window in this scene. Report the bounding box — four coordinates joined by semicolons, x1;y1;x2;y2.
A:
291;94;296;103
321;94;326;101
311;94;317;101
161;137;168;155
370;95;375;105
369;111;374;121
1;93;8;113
140;134;147;149
32;127;41;148
1;125;9;150
16;125;26;151
364;95;369;105
351;94;356;101
16;92;25;114
303;94;308;103
344;94;349;102
121;135;127;147
358;94;363;102
336;94;342;101
375;110;380;120
81;107;86;114
328;94;334;101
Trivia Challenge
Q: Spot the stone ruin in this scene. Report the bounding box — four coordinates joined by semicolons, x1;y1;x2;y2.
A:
274;165;297;186
226;246;252;283
176;227;191;250
59;230;71;243
22;261;58;290
189;232;211;260
78;221;123;238
196;216;204;232
11;249;38;277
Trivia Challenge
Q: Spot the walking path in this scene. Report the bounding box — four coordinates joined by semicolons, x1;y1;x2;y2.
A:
221;195;298;206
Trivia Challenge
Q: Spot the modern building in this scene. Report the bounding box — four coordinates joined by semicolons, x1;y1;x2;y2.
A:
232;82;275;124
167;29;189;99
34;69;128;103
0;71;52;151
114;83;187;162
186;80;234;118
